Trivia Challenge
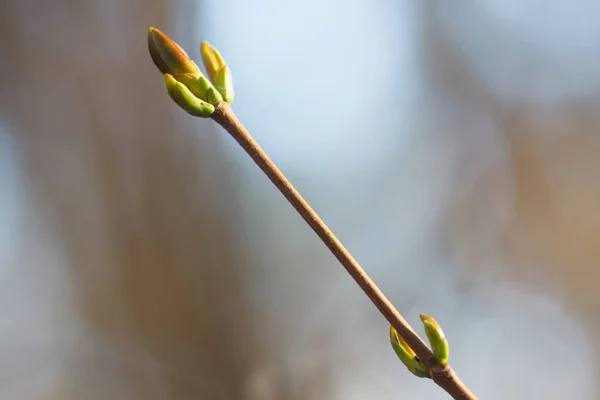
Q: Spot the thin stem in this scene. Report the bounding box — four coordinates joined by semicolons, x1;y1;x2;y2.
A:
211;102;477;400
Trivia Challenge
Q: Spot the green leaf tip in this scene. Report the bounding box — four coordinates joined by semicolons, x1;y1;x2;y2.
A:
389;325;429;378
148;27;201;77
165;73;214;118
215;64;234;103
167;73;212;103
206;87;223;105
420;314;450;366
201;41;226;84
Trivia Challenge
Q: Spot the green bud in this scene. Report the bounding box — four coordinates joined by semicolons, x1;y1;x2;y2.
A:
164;73;214;118
389;326;429;378
215;64;234;103
201;41;226;84
148;27;201;77
420;314;449;366
169;73;211;102
206;87;223;105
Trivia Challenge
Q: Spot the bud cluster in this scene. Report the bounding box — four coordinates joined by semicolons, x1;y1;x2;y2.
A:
148;27;234;117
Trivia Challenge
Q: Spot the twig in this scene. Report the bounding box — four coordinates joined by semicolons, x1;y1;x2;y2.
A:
211;102;477;400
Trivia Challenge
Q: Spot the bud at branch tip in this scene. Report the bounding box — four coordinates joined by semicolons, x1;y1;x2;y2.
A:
420;314;450;366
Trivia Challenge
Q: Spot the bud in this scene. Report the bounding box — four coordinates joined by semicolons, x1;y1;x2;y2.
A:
420;314;449;366
201;41;226;84
199;75;222;103
215;64;234;103
389;326;428;378
169;73;212;102
148;27;201;77
164;74;214;118
206;87;223;105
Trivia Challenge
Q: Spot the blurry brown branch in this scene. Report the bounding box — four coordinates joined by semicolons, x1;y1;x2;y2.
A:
210;102;477;400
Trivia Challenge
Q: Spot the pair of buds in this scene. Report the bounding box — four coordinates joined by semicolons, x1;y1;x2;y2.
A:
148;27;234;117
389;314;450;378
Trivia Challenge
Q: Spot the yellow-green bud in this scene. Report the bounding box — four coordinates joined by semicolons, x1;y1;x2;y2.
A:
169;73;214;103
164;73;214;118
420;314;450;366
215;64;234;103
200;41;226;84
389;326;429;378
206;87;223;105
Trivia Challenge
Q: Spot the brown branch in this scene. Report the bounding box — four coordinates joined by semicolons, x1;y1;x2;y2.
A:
211;102;477;400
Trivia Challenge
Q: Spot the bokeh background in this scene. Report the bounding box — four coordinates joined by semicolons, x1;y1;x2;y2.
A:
0;0;599;398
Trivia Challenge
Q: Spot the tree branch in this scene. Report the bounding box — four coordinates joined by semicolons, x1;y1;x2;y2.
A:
211;102;477;400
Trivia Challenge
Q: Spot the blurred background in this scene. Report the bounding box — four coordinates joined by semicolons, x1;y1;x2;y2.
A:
0;0;599;398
